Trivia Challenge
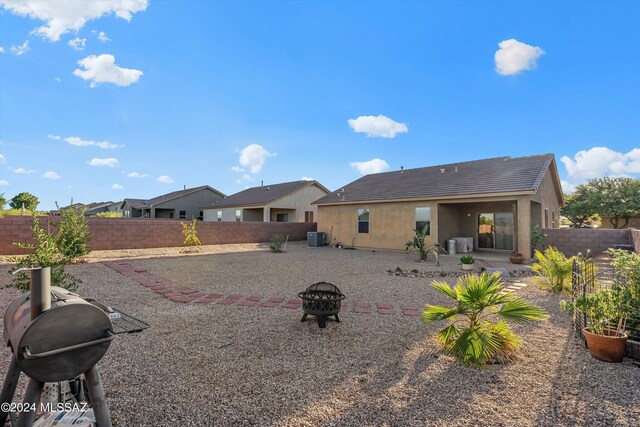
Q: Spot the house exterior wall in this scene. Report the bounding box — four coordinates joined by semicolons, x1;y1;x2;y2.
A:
531;169;562;229
153;188;224;220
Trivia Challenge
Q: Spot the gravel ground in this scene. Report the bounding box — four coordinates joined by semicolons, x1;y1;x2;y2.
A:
0;244;638;426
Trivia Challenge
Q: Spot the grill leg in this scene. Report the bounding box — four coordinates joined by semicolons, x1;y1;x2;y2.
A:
318;316;327;328
0;356;21;426
334;314;341;323
301;313;308;322
85;366;112;427
16;378;44;427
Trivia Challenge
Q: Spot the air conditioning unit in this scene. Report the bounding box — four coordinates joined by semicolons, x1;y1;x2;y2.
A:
307;232;326;247
454;237;473;253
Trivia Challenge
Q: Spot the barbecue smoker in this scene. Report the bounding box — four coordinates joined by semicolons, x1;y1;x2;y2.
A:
298;282;345;328
0;267;148;427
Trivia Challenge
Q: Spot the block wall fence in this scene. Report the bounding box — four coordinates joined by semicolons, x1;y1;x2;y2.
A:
543;228;637;257
0;216;316;255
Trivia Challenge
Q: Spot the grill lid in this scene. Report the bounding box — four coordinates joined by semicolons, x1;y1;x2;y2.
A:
304;282;342;294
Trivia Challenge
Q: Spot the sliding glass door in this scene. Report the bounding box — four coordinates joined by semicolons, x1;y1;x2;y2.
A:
478;212;514;251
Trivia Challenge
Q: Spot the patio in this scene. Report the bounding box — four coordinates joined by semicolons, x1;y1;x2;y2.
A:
0;243;638;426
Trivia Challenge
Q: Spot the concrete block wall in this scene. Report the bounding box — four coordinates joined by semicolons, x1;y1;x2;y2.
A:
0;216;316;255
631;229;640;254
543;228;632;257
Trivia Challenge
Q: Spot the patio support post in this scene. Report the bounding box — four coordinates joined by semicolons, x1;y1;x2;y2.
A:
517;197;531;260
263;207;270;222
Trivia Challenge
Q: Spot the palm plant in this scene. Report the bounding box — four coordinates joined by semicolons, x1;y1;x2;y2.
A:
423;272;549;366
531;246;573;294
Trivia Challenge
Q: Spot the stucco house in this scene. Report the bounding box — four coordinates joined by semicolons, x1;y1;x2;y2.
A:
203;180;329;222
120;185;226;220
313;154;563;259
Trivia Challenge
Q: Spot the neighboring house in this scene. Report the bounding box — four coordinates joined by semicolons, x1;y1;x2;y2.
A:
600;215;640;230
120;186;226;220
51;201;114;216
203;180;329;223
313;154;563;259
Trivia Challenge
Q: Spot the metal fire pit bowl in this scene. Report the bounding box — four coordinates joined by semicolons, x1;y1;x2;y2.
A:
298;282;345;328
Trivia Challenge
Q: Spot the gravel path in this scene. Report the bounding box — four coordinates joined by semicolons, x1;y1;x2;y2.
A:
0;244;638;426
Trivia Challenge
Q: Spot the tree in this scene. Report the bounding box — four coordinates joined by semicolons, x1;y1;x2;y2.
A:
0;193;6;209
561;191;598;228
589;177;640;229
9;192;39;211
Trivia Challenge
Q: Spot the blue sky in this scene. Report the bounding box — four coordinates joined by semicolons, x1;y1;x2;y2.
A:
1;0;639;210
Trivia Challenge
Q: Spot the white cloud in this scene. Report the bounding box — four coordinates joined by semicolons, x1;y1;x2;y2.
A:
0;154;5;163
495;39;544;76
0;0;148;41
561;147;640;181
0;180;9;186
235;174;252;184
112;183;123;190
10;40;30;56
126;171;149;178
63;136;122;149
231;166;245;173
301;176;314;181
561;180;576;194
97;31;110;42
156;175;174;184
348;115;408;138
0;47;4;53
349;158;390;175
238;144;275;174
14;167;36;174
88;158;119;167
68;37;86;51
43;171;60;179
73;54;143;88
54;77;61;83
47;134;61;140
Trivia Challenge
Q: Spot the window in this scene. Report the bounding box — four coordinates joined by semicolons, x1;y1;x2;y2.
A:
305;211;314;222
179;210;186;219
235;210;241;222
552;210;555;228
544;209;549;228
357;208;369;233
276;213;288;222
415;207;431;235
169;212;174;219
198;211;203;221
217;211;222;222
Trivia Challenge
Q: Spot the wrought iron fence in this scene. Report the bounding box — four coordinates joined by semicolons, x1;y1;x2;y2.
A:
570;252;640;360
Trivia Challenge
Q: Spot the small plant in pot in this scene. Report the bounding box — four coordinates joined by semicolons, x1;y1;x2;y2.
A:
561;281;631;363
460;255;475;271
509;251;524;264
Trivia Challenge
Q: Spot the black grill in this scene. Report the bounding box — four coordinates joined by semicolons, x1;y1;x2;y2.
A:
298;282;345;328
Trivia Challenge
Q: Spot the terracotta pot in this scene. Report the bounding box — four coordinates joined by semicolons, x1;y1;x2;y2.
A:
461;263;474;271
509;253;524;264
583;328;628;363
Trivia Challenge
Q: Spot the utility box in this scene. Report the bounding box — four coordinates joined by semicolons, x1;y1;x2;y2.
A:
454;237;474;253
307;232;326;247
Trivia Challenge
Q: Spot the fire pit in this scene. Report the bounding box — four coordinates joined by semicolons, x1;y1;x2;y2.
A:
298;282;345;328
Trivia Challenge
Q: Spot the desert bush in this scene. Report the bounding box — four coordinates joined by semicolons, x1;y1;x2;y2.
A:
95;211;123;218
9;214;81;291
53;208;91;259
423;272;548;366
181;219;202;252
532;246;573;294
270;234;285;253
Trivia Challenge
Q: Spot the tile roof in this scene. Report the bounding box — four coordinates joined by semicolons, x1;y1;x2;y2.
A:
314;154;557;205
205;180;328;209
128;186;225;208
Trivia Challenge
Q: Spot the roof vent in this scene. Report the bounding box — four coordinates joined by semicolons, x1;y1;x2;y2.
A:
400;166;404;173
454;166;458;172
440;168;445;173
261;180;263;187
266;186;270;190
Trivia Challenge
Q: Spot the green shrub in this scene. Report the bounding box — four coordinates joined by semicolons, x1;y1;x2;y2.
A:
95;211;123;218
531;246;573;294
53;208;91;259
423;272;548;366
9;214;81;291
269;234;285;253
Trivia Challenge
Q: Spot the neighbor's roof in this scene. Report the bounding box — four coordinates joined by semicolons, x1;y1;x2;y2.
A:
204;180;329;209
128;185;226;208
314;154;559;205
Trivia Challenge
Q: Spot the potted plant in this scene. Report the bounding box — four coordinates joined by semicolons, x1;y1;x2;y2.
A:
509;251;524;264
562;282;630;362
460;255;475;270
